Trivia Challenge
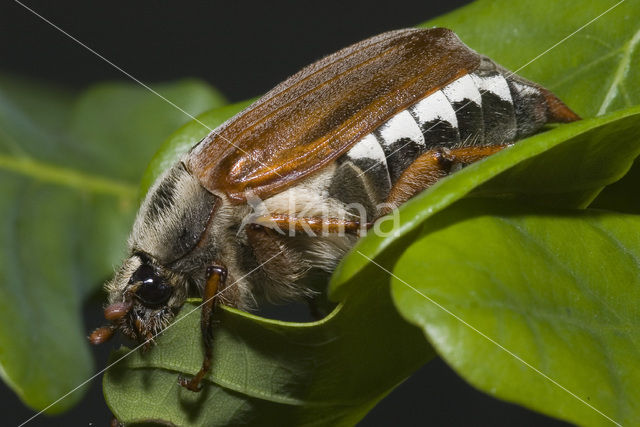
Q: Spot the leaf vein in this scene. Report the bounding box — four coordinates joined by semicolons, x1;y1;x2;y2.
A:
597;27;640;115
0;153;136;198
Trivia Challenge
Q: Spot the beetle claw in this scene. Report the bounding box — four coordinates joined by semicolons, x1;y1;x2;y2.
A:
178;374;203;392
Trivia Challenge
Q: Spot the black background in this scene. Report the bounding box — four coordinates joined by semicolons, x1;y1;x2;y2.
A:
1;1;572;426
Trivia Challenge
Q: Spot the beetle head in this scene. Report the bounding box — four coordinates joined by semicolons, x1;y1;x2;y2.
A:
90;252;188;345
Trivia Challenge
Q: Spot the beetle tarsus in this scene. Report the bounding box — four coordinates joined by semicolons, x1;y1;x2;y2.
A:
178;373;205;392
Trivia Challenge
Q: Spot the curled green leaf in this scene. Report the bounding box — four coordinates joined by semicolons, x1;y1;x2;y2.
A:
105;278;433;426
391;199;640;426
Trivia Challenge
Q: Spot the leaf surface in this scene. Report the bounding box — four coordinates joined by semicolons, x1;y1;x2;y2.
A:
391;199;640;426
104;277;433;426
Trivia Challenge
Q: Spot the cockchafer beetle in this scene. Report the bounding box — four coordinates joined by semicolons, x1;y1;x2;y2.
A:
90;27;579;391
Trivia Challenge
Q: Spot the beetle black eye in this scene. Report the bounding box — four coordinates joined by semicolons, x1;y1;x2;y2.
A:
131;264;173;306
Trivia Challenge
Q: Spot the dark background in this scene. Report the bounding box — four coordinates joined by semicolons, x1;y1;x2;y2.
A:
1;1;571;426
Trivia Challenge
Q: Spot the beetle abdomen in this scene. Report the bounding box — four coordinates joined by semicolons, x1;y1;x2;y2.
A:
336;59;577;203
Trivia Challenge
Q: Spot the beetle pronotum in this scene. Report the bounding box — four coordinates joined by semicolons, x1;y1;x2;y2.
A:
90;28;579;391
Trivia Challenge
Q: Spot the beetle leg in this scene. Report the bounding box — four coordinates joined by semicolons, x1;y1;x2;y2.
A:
253;214;366;235
178;265;226;392
383;144;509;209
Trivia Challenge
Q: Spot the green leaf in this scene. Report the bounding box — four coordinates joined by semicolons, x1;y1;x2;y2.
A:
69;79;226;186
423;0;640;118
389;199;640;426
330;106;640;299
104;274;434;426
0;75;225;413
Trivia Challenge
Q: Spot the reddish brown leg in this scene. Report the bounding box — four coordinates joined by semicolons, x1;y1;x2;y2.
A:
384;145;509;209
178;265;226;392
254;214;365;235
